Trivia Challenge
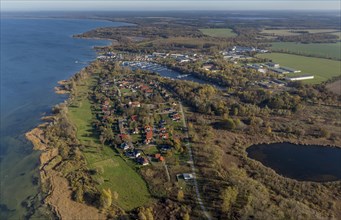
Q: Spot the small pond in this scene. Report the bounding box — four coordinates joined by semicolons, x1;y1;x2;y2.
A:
247;142;341;182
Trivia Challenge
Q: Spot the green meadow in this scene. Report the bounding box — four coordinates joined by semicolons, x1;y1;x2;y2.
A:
199;28;237;38
68;77;151;211
257;53;341;84
271;42;341;60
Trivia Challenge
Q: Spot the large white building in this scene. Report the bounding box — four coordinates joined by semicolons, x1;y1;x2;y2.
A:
286;75;314;81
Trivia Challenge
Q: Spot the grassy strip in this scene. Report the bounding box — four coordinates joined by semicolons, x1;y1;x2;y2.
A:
67;77;151;211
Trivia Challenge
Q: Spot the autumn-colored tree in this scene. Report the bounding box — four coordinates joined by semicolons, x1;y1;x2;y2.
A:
221;186;238;213
138;207;154;220
225;118;236;130
177;190;185;201
183;212;190;220
100;188;112;209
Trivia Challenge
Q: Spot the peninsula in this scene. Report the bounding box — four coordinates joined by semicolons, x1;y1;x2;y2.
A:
26;11;341;220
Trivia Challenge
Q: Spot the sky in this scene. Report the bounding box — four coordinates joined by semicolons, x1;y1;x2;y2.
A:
1;0;340;11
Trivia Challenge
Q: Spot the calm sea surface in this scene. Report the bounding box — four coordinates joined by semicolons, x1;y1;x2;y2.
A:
0;17;127;219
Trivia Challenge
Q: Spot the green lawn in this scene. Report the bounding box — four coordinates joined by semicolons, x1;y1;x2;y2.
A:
131;133;142;143
68;81;96;143
67;77;151;211
143;145;159;155
270;42;341;60
199;28;237;38
257;53;341;84
121;88;131;94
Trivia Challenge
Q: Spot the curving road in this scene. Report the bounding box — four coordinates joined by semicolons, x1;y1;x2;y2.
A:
179;103;211;220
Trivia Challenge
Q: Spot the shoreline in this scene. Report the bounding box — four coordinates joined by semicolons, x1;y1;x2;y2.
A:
25;68;107;219
11;12;340;219
72;35;120;48
22;19;341;217
245;140;341;149
0;17;128;220
19;19;128;217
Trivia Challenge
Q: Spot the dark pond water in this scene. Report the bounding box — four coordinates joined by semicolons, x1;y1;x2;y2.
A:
247;143;341;182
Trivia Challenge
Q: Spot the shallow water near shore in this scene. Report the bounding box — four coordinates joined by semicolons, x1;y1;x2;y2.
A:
247;143;341;182
0;17;127;219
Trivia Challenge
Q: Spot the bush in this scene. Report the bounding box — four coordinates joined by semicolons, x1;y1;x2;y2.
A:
100;188;112;209
225;118;236;130
221;186;238;213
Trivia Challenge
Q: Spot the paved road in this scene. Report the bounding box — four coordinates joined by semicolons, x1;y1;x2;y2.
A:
179;103;211;220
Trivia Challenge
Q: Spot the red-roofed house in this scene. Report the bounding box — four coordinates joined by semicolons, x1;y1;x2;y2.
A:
145;130;153;144
131;115;138;121
119;134;129;141
160;133;169;139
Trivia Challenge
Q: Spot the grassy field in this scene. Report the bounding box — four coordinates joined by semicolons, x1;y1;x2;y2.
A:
257;53;341;84
270;42;341;60
260;29;339;36
68;77;151;211
199;28;237;38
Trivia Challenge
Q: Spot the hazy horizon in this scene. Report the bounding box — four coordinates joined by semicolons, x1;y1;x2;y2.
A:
1;0;341;12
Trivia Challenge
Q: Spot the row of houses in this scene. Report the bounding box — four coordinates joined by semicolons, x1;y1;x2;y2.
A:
229;46;269;54
113;51;202;64
258;79;286;88
97;52;124;60
119;142;149;166
221;46;269;61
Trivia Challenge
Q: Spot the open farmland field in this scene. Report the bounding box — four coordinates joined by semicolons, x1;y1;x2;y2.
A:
199;28;237;38
257;53;341;84
260;28;340;36
270;42;341;60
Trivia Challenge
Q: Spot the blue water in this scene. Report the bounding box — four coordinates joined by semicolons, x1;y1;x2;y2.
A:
0;17;128;219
